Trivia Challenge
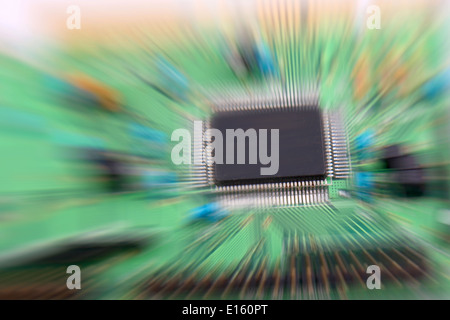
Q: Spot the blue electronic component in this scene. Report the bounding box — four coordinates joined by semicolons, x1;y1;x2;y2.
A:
142;170;177;188
421;69;450;100
129;123;168;145
156;56;189;101
355;129;375;160
188;203;229;222
129;123;168;158
0;107;45;133
355;172;374;190
254;41;278;77
355;172;374;202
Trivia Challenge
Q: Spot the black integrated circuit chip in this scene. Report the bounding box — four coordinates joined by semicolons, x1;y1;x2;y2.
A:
210;108;326;185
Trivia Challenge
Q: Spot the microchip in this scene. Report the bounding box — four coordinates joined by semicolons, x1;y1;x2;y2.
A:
191;94;349;207
210;108;326;185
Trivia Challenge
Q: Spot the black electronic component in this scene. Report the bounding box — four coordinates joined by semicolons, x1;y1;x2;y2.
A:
210;108;326;185
381;144;426;197
388;154;420;170
381;144;403;169
394;169;426;197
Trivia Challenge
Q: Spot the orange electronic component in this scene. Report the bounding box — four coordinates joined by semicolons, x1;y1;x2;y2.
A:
69;74;121;112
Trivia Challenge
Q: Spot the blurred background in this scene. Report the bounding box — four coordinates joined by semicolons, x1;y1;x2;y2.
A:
0;0;449;299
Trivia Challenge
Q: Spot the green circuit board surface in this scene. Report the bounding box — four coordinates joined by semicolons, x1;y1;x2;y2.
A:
0;0;449;300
